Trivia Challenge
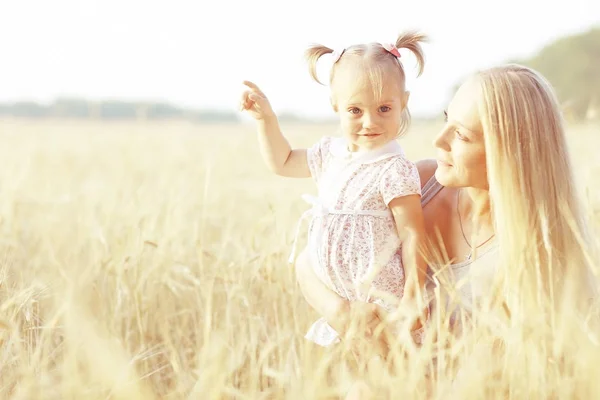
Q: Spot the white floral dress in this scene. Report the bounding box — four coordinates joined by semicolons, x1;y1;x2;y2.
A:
289;136;422;346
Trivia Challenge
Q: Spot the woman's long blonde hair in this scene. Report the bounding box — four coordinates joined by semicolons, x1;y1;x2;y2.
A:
475;64;597;320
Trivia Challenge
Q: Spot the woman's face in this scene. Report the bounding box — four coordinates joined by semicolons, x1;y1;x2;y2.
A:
433;78;488;189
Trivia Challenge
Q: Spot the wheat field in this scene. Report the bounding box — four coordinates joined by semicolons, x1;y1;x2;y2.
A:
0;118;598;399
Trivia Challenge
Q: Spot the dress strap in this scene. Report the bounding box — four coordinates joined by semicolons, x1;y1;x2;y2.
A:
420;175;444;207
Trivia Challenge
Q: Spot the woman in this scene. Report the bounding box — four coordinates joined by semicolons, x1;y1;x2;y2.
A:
295;64;598;393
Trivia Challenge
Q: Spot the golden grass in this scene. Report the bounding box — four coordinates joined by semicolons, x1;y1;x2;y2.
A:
0;118;598;399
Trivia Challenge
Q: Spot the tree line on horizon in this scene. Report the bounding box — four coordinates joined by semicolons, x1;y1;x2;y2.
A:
0;99;241;122
514;26;599;121
2;26;598;123
0;97;338;124
450;26;600;122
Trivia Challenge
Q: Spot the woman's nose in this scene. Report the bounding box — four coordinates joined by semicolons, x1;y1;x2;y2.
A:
433;126;451;150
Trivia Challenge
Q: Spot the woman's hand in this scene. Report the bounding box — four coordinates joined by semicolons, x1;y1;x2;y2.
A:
295;249;349;330
345;302;392;358
294;249;395;356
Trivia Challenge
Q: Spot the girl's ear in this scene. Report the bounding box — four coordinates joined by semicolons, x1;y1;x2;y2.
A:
401;91;410;110
330;96;338;112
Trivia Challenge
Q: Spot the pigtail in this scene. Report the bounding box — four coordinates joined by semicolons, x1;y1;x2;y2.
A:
304;44;335;85
395;31;428;77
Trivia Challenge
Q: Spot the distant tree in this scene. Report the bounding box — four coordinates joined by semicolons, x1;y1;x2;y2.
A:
11;101;48;118
0;104;11;116
99;101;138;119
191;110;239;122
147;103;184;119
448;26;600;121
51;98;91;118
516;27;600;121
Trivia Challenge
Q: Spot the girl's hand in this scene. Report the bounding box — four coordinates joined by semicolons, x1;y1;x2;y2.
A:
239;80;277;120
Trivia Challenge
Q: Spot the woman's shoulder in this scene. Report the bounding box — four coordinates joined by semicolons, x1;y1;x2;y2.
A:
415;159;438;189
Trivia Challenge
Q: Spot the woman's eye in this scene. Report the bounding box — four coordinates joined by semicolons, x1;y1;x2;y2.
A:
379;106;391;112
349;108;361;114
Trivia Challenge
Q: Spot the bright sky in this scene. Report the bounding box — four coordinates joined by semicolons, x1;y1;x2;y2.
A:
0;0;598;118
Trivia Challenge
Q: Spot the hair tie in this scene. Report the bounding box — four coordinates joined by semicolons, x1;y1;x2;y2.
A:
381;43;401;58
331;48;345;64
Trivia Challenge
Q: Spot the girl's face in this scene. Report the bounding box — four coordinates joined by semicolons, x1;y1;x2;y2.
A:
331;64;409;152
433;78;488;189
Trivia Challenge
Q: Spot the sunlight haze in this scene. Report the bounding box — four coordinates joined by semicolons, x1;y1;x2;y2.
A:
1;0;598;118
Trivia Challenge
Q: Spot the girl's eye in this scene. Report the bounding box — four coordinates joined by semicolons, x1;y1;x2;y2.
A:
349;108;361;115
379;106;391;112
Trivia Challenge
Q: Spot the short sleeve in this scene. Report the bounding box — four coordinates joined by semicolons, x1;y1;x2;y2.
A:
306;136;333;183
380;157;422;205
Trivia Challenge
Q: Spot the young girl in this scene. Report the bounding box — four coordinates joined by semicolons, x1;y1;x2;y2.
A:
240;31;428;347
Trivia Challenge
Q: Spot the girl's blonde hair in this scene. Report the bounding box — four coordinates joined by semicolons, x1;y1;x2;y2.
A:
475;64;597;319
304;31;427;138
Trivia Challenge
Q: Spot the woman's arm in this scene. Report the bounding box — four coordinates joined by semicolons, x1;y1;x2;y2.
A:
294;250;350;333
415;158;437;188
294;250;387;341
